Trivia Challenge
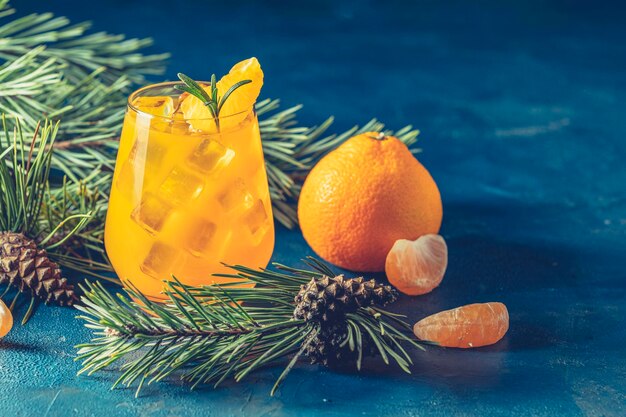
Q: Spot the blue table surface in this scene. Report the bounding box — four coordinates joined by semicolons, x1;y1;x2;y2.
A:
1;1;625;416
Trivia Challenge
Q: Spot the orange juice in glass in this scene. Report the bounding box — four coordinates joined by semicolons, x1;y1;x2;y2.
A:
105;60;274;300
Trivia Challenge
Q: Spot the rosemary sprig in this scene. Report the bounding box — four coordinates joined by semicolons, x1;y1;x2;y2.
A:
75;258;424;396
175;72;251;132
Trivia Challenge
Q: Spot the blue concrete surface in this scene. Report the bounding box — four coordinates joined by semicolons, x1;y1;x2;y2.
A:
1;1;625;416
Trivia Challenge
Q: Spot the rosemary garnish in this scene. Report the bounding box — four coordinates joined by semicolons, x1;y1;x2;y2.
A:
176;73;251;132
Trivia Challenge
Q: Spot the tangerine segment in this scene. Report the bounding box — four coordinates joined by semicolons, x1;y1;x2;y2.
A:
385;234;447;296
0;299;13;338
413;302;509;348
180;57;263;132
216;58;263;118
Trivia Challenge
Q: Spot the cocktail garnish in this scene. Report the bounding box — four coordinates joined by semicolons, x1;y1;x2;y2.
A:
176;73;251;132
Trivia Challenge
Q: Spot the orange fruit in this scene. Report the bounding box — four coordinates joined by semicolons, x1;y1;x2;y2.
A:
298;132;442;272
413;302;509;348
0;299;13;338
385;234;447;295
180;57;263;131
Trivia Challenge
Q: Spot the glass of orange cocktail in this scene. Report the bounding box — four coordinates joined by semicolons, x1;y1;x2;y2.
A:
105;60;274;300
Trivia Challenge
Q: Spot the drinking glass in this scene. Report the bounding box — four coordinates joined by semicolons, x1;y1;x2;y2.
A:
105;82;275;300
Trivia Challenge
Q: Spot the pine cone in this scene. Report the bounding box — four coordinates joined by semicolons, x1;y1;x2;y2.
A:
304;323;364;365
294;274;397;363
0;232;76;306
305;323;348;365
293;275;397;322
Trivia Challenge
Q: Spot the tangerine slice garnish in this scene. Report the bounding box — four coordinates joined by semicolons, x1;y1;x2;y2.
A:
180;57;263;132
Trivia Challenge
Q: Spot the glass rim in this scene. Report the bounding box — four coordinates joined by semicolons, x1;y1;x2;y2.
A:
127;81;254;121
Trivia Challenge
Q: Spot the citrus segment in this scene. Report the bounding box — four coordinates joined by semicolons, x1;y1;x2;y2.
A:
180;57;263;132
216;57;263;119
413;302;509;348
298;133;442;272
385;234;447;295
0;299;13;338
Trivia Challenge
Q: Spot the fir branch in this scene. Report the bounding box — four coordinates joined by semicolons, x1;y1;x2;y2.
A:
42;175;114;280
0;46;60;99
0;116;59;235
257;99;420;228
0;116;97;320
0;1;168;182
0;1;168;84
0;1;419;230
76;259;425;396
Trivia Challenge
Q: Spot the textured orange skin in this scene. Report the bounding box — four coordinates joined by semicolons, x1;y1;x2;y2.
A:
298;133;442;272
413;302;509;348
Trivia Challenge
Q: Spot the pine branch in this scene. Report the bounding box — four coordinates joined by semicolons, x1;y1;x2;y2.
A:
0;1;168;84
42;174;114;280
0;1;420;230
0;1;168;182
0;116;59;235
76;258;425;396
257;99;420;228
0;116;97;320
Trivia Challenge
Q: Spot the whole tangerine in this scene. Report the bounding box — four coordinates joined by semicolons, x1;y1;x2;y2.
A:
298;132;442;272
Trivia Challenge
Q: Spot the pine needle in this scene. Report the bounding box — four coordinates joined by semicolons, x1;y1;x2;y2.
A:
0;1;169;182
0;116;98;322
0;1;420;229
75;260;426;396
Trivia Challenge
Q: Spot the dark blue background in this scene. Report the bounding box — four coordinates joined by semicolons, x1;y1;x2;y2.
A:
1;1;625;416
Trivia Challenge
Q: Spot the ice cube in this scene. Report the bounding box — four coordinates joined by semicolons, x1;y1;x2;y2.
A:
132;96;175;118
217;178;254;212
151;110;191;135
158;167;205;205
140;241;180;278
143;140;167;169
170;120;191;135
184;220;218;257
116;134;167;197
188;139;235;174
150;120;189;134
131;193;172;234
243;199;269;236
167;109;192;135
